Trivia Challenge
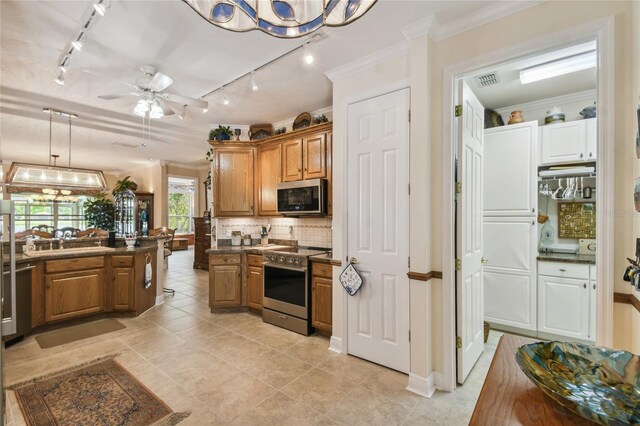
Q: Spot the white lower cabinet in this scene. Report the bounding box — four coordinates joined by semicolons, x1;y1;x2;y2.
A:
537;261;596;341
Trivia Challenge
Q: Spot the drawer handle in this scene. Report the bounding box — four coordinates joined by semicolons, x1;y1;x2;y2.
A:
278;314;288;320
583;283;587;289
559;269;566;272
593;284;596;290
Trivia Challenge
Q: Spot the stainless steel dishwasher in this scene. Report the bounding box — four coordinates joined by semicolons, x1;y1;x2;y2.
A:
3;263;34;346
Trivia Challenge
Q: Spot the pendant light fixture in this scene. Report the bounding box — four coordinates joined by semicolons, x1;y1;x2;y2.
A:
183;0;377;38
6;108;108;194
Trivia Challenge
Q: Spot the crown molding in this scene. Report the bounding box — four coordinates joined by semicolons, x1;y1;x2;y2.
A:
494;89;596;116
401;15;436;41
430;0;543;42
324;41;410;82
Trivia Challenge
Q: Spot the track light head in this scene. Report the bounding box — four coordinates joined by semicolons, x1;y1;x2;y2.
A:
251;72;258;92
54;72;65;86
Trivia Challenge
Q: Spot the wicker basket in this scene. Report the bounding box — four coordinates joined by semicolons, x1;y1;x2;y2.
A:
483;322;490;343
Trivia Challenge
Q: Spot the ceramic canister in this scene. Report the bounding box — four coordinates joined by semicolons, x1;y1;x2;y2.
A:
508;111;525;125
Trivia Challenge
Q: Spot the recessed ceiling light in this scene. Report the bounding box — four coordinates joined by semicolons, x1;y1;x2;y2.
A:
303;44;314;65
202;108;208;113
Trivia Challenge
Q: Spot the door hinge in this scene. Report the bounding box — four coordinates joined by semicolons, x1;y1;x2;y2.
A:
409;330;411;342
408;109;411;123
456;336;462;349
408;257;411;268
455;259;462;271
455;182;462;194
408;183;411;195
455;105;463;117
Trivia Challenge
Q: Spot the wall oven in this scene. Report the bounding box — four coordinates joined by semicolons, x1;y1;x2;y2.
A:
277;179;327;216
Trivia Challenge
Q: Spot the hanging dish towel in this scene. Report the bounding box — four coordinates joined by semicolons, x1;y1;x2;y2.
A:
339;261;363;296
144;260;152;289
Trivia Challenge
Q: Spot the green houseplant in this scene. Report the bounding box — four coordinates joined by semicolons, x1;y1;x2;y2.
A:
112;176;139;196
209;125;233;141
84;193;115;231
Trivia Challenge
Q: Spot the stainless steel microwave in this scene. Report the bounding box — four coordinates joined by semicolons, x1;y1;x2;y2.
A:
277;179;327;216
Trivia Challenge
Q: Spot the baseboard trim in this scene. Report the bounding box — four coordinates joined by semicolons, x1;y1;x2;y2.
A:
406;372;436;398
433;371;447;392
329;336;344;353
155;296;164;305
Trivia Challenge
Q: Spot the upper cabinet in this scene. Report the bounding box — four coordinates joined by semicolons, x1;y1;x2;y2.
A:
540;118;596;166
257;143;281;216
212;146;255;217
209;122;332;218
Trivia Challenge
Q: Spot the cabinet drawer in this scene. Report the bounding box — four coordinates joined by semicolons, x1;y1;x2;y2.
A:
112;255;134;267
312;262;333;279
590;264;597;280
538;261;589;279
210;254;241;265
247;254;264;267
46;256;104;273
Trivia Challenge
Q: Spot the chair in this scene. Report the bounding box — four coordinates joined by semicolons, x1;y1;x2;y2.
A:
77;228;109;238
149;227;176;295
31;224;55;234
149;227;176;259
54;227;81;239
16;229;53;240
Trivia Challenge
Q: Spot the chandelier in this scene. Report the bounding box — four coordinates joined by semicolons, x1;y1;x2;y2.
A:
29;189;79;204
183;0;378;38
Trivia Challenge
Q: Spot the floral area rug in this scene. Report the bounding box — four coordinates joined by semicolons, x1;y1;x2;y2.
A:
8;355;190;426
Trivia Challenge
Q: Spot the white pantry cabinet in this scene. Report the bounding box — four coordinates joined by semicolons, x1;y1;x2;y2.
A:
537;261;595;341
540;118;596;165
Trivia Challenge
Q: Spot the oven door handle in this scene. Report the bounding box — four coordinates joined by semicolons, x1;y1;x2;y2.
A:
263;263;307;273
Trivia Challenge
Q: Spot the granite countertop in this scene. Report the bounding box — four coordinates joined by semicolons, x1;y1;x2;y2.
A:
14;245;157;264
309;252;341;266
206;245;292;255
537;252;596;265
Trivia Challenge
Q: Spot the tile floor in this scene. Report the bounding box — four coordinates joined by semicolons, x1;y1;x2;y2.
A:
4;249;501;425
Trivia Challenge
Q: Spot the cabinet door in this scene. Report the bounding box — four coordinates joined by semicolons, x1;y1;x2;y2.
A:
45;269;105;322
258;144;281;216
585;118;597;161
210;264;242;307
247;265;263;310
540;121;586;165
484;122;537;216
303;133;327;179
538;275;589;339
282;139;303;182
312;276;332;332
113;267;134;311
214;148;255;217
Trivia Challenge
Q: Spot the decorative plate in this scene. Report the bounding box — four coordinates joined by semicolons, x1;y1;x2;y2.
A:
515;341;640;425
293;112;311;130
339;263;363;296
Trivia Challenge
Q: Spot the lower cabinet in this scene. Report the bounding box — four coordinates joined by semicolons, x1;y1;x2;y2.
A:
311;261;332;333
209;254;242;308
45;269;105;323
112;267;135;311
246;254;264;311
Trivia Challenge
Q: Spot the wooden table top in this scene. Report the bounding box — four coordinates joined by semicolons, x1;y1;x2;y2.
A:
470;334;593;425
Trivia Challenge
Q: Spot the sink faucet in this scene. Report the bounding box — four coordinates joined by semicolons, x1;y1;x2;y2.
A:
59;238;64;250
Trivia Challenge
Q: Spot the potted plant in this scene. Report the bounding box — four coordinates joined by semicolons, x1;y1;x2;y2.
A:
112;176;139;196
209;125;233;141
84;193;115;230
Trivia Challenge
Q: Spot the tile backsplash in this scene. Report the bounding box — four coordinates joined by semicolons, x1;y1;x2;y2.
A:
215;217;332;248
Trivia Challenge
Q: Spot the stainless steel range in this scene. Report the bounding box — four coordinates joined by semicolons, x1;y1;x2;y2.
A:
262;247;329;335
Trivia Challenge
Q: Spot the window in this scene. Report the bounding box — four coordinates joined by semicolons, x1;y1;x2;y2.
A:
168;177;195;234
11;194;89;232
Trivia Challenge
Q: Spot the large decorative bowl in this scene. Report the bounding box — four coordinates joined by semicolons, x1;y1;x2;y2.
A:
515;341;640;425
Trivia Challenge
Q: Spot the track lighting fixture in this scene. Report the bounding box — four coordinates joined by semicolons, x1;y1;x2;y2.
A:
223;95;230;106
251;72;258;92
71;32;85;51
54;72;65;86
93;0;109;16
202;108;208;113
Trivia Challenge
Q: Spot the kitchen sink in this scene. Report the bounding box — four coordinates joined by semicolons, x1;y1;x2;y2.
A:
23;246;116;257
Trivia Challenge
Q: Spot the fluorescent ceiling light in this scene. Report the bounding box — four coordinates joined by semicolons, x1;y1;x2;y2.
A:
520;50;597;84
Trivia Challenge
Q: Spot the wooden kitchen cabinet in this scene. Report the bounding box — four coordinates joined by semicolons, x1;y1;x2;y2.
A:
246;254;264;311
193;217;211;270
209;254;242;308
257;144;282;216
282;139;303;182
112;255;135;312
303;133;327;179
45;268;105;323
311;261;333;333
212;146;255;217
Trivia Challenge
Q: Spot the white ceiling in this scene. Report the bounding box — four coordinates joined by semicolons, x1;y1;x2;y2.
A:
1;0;495;173
464;41;597;110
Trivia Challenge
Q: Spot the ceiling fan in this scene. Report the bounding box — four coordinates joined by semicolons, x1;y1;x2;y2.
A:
97;65;208;118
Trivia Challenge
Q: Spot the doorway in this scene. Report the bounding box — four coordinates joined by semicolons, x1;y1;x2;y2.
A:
442;19;615;390
346;88;411;373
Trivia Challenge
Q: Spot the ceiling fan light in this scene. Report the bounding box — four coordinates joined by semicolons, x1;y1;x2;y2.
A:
149;102;164;119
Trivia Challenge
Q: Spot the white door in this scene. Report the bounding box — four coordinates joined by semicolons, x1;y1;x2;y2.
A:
538;275;589;340
483;217;537;331
456;80;485;383
484;122;538;216
346;88;410;373
540;120;586;165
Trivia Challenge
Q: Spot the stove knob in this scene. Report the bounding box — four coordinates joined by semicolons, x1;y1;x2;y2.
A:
287;257;294;264
278;256;285;263
293;258;301;265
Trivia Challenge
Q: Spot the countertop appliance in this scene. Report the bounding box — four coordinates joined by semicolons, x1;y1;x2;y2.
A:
262;247;330;335
277;179;327;216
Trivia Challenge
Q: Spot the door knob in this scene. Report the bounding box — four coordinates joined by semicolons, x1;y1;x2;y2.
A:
349;257;359;264
480;257;488;264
